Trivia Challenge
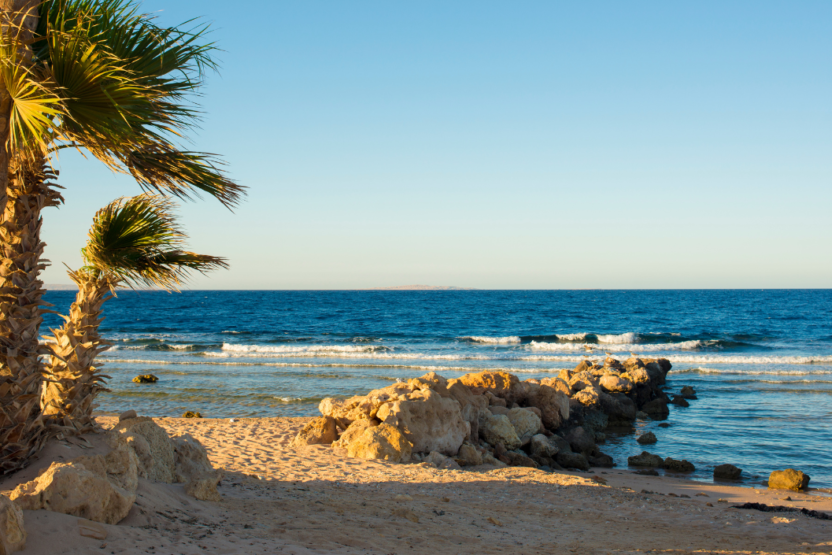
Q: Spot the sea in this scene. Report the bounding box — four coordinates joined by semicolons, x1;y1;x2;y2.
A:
41;289;832;489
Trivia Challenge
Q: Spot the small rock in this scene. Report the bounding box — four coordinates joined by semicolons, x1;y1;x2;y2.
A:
663;458;695;472
658;422;671;428
0;494;26;554
182;411;202;418
392;508;419;522
487;517;503;526
529;434;558;460
456;443;483;466
637;432;657;445
627;451;663;467
290;416;337;448
132;374;158;384
502;451;538;468
713;464;742;480
680;386;697;399
768;469;810;491
184;470;223;502
118;410;137;421
423;451;448;467
670;396;690;408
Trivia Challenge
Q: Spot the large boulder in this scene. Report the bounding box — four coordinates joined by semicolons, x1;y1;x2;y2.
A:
556;452;590;471
768;469;810;491
451;371;518;401
572;387;600;409
290;416;338;448
564;427;595;455
539;376;572;398
333;419;377;449
172;434;215;483
455;443;483;466
598;393;637;425
318;396;367;428
600;373;633;394
112;417;176;483
506;408;542;446
622;366;651;386
377;388;469;455
11;460;135;525
714;464;742;480
346;423;412;463
525;384;569;429
479;414;521;450
0;494;25;554
568;372;599;393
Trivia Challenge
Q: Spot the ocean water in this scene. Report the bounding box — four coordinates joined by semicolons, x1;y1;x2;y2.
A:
41;289;832;488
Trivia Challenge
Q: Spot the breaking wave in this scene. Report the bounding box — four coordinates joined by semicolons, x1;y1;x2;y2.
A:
459;336;522;344
220;343;387;354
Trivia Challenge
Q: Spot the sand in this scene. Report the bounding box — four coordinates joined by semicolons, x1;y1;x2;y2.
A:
2;416;830;555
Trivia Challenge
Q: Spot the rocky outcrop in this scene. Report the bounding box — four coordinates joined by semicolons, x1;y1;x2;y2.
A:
290;416;338;448
640;398;669;418
376;388;469;455
347;423;412;463
0;494;26;554
452;371;518;401
768;469;810;491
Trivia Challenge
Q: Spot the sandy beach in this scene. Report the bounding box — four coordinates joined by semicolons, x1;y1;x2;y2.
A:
2;416;828;555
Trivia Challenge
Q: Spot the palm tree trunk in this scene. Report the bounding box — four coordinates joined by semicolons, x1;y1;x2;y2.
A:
42;270;113;434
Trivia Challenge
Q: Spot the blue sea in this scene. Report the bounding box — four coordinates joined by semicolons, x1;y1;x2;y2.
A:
42;289;832;488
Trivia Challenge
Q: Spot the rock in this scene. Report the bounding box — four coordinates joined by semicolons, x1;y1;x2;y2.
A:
480;414;521;450
10;461;135;525
529;434;558;460
564;427;595;455
768;469;810;491
525;384;569;429
640;398;669;418
118;410;137;421
485;392;507;407
714;464;742;480
113;417;176;483
182;411;203;418
600;374;633;394
456;444;483;466
556;452;590;471
658;422;671;428
588;452;614;468
568;372;599;393
635;469;659;476
539;376;572;398
574;360;597;373
636;411;648;419
670;396;689;407
453;371;518;399
423;451;448;467
506;408;542;445
332;419;377;449
637;432;657;444
482;452;507;467
663;458;695;472
0;494;26;554
598;393;636;425
572;387;600;408
488;405;510;416
172;434;214;483
627;451;663;467
290;416;337;448
622;366;651;386
502;451;538;468
680;386;697;399
318;396;367;428
184;470;223;501
604;357;624;371
438;457;461;470
376;388;469;455
132;374;158;384
347;423;412;463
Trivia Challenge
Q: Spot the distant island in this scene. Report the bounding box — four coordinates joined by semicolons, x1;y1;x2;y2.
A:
44;284;77;291
367;285;476;291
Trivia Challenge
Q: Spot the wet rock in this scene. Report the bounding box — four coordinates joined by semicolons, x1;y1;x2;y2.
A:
347;423;413;463
132;374;158;384
506;408;542;445
680;386;698;399
480;414;521;450
184;470;223;502
768;469;810;491
332;419;377;449
0;494;26;554
627;451;664;467
565;426;595;455
637;432;657;445
456;443;483;466
118;410;137;421
588;452;614;468
658;422;671;428
663;458;695;472
556;452;590;471
714;464;742;480
636;411;648;419
640;398;669;418
290;416;338;448
600;374;633;394
670;396;690;408
113;417;176;483
182;411;203;418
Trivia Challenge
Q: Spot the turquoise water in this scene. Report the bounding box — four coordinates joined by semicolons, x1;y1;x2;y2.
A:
42;289;832;487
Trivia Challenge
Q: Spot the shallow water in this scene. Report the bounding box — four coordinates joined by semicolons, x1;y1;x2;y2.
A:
42;289;832;487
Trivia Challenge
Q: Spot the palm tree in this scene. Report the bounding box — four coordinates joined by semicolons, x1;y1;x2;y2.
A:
0;0;243;472
42;194;226;432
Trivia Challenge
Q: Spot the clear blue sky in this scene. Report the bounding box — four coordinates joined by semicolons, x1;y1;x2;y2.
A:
41;1;832;289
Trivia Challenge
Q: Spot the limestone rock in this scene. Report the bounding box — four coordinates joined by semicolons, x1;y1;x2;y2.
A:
768;469;810;491
568;372;599;393
662;458;695;472
600;374;633;394
485;392;507;407
423;451;448;467
482;452;507;467
714;464;742;480
572;387;600;408
318;396;367;428
172;434;215;483
290;416;338;448
132;374;158;384
11;461;135;525
627;451;663;467
332;419;376;449
539;376;572;398
456;444;483;466
623;366;651;385
113;417;176;483
479;414;521;450
529;434;558;459
118;410;137;421
184;470;223;502
182;411;203;418
0;494;25;554
376;389;469;455
588;452;615;468
502;451;538;468
488;405;510;416
452;371;518;400
506;408;542;446
525;384;569;429
347;423;412;463
637;432;657;445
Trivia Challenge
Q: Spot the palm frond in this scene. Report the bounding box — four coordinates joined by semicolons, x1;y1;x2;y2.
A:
81;193;228;290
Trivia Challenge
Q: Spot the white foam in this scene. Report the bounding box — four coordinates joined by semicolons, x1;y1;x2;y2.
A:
554;333;588;341
665;355;832;365
221;343;382;354
595;332;640;344
460;336;521;344
529;340;705;352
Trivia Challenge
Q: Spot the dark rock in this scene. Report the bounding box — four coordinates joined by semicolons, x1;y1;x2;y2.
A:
658;423;671;428
565;426;595;455
627;451;663;467
670;396;690;408
581;410;609;434
503;450;538;468
588;452;615;468
556;452;591;471
714;464;742;480
132;374;159;384
768;469;810;491
637;432;657;445
549;435;572;454
680;386;697;398
641;398;669;418
663;458;695;472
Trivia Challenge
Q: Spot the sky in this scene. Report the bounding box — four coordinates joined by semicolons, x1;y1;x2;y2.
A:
41;1;832;289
